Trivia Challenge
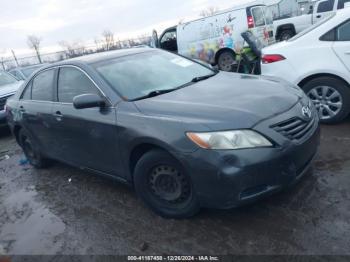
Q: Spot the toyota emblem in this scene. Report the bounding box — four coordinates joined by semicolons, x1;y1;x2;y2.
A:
302;106;312;119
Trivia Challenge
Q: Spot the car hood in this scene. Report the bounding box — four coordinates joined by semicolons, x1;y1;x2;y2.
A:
134;72;303;130
0;81;23;98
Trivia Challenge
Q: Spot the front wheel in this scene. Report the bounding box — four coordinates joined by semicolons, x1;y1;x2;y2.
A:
133;149;200;218
303;77;350;124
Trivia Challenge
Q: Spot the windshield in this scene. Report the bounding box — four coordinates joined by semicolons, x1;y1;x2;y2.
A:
22;65;43;77
93;50;214;100
0;71;18;87
288;13;336;41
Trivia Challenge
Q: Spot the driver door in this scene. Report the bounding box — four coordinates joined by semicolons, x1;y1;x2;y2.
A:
50;66;122;175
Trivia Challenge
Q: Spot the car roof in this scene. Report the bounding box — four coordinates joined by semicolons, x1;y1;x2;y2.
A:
61;48;153;65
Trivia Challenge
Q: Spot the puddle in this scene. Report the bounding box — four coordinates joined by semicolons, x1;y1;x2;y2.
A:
0;188;65;255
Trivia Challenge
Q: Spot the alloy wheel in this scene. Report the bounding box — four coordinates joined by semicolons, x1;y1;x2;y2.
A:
307;86;343;120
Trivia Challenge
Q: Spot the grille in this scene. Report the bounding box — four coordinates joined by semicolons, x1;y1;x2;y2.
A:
0;96;8;111
271;116;316;142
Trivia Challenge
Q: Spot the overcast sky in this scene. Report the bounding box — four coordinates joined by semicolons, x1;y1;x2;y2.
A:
0;0;260;58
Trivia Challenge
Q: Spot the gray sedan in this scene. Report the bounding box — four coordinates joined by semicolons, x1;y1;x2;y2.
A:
6;48;320;218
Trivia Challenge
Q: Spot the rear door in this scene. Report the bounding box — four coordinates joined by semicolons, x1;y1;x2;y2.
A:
249;6;271;46
333;19;350;71
50;66;121;175
313;0;336;23
17;68;56;154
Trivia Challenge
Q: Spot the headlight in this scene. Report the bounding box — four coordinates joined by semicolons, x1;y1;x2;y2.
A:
187;130;273;150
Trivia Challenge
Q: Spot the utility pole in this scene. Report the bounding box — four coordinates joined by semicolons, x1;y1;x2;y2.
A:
11;50;19;67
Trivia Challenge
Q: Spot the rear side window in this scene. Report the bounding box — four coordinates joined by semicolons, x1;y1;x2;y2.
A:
317;0;335;13
32;69;55;101
58;67;100;103
320;29;336;41
338;0;350;9
252;7;265;27
337;20;350;41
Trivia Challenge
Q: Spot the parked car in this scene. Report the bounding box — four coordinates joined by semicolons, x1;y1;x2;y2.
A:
6;48;320;218
9;64;47;81
0;71;23;128
273;0;350;41
153;1;274;71
261;8;350;124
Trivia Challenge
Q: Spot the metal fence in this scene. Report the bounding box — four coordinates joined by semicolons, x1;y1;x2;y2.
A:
1;35;152;71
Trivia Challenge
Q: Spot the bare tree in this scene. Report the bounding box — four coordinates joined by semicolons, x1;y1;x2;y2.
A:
27;35;42;63
102;30;115;51
199;6;220;17
59;41;86;59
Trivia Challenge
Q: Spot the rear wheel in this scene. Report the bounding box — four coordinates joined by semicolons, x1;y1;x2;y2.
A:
278;30;294;41
302;77;350;124
133;149;200;218
19;129;51;168
217;51;236;72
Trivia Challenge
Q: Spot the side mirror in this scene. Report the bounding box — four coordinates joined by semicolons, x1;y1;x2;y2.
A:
73;94;106;109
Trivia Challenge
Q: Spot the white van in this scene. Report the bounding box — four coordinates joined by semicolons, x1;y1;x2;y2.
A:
154;3;274;71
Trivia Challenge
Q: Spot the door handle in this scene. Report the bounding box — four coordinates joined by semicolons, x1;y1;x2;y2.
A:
316;15;321;18
54;111;63;121
19;106;25;112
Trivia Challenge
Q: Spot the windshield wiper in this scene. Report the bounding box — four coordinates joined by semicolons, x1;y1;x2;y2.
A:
131;88;178;101
191;73;217;83
131;72;218;101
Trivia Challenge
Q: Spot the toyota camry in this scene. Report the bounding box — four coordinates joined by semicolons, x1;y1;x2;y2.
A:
6;48;320;218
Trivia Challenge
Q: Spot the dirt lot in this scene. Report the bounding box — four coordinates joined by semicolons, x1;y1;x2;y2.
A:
0;118;349;255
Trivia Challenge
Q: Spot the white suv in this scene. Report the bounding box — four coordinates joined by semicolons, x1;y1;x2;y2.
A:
261;8;350;124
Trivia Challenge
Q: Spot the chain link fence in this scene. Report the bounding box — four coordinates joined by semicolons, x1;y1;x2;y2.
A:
1;35;152;71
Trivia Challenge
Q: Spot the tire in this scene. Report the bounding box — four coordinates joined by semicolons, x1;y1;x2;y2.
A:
217;51;236;72
133;149;200;219
302;77;350;124
278;30;294;41
19;129;52;168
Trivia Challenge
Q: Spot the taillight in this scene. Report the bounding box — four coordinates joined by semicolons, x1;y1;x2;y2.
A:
262;54;286;64
247;16;255;28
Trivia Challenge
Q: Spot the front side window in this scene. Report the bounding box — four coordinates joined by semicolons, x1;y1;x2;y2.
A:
31;69;55;101
317;0;335;13
0;71;18;87
252;7;265;27
58;67;100;103
337;20;350;41
93;50;214;101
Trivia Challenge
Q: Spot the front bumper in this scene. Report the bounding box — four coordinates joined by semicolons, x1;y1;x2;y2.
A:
177;105;320;209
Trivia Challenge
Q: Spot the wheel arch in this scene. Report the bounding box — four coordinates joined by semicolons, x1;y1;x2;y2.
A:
298;73;350;89
276;24;296;38
214;48;236;65
128;140;180;181
13;125;22;145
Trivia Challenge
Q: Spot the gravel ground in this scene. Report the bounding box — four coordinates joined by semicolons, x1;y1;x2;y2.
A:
0;118;349;255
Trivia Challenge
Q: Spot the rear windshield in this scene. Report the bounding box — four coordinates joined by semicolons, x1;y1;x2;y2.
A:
288;13;336;41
